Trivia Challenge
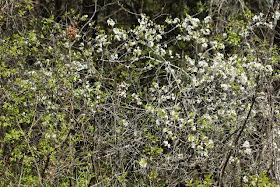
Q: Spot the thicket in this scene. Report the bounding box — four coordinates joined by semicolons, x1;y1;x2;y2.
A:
1;0;280;186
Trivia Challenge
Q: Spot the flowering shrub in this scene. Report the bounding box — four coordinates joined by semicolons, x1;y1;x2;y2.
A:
1;5;280;186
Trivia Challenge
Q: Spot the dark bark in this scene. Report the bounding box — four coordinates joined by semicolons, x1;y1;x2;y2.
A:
54;0;63;22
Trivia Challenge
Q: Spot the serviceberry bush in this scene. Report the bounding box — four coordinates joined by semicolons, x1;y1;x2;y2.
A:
1;2;280;186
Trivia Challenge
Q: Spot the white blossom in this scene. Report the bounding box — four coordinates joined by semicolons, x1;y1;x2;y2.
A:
221;84;231;91
107;18;115;27
163;141;171;148
243;176;249;183
243;141;250;148
139;158;147;168
274;11;280;20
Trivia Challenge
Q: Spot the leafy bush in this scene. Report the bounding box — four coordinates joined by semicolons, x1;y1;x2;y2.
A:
1;3;280;186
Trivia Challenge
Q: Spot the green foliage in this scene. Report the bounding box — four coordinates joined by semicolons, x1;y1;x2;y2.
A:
186;174;214;187
245;171;278;187
1;1;280;186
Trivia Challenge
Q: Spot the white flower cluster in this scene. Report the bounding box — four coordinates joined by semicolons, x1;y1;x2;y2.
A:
113;28;127;41
252;11;280;29
95;34;110;53
87;12;280;175
242;140;252;155
107;18;115;27
131;93;142;105
117;82;129;98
